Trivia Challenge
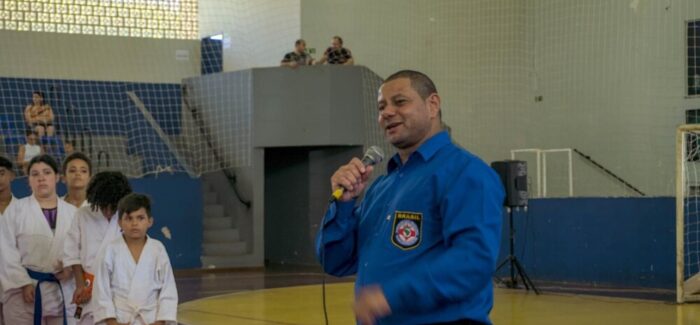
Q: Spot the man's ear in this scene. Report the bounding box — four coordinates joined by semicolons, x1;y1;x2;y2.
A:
427;93;441;118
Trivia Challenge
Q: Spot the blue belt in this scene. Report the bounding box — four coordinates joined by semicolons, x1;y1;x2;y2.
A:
26;269;68;325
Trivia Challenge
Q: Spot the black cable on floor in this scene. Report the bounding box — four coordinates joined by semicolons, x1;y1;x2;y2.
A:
322;274;329;325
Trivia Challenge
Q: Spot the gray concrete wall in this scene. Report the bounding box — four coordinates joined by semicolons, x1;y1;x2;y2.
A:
183;66;380;267
264;146;362;266
252;66;365;148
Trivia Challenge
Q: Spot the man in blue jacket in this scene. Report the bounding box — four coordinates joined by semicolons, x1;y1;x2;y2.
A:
316;70;505;325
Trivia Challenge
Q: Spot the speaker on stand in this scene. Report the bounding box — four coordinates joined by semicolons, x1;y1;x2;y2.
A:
490;160;539;294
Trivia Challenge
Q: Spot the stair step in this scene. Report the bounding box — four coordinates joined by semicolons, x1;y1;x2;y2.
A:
203;242;247;256
204;192;218;204
204;204;224;218
203;217;234;230
203;228;240;243
201;254;261;269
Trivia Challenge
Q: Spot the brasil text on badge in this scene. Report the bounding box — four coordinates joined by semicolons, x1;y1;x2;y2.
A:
391;211;422;250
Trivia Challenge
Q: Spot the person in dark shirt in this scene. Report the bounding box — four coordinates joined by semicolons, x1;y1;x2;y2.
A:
280;39;314;68
316;35;354;65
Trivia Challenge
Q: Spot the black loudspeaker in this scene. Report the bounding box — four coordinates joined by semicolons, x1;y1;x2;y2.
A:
491;160;528;207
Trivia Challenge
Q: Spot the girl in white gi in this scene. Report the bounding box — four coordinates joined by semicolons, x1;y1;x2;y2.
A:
64;172;132;325
61;153;92;209
0;154;77;325
0;155;19;325
93;193;177;325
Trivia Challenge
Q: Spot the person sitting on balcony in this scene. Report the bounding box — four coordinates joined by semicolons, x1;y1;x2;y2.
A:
281;39;314;68
316;36;354;65
24;91;55;137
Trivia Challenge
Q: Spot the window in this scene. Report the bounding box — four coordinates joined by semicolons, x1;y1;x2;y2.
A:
0;0;198;40
688;20;700;96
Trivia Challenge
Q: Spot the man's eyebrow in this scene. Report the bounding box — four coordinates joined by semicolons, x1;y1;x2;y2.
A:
390;93;408;100
378;93;408;102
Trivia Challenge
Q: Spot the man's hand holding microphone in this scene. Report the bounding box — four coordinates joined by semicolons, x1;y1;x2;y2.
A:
329;146;384;202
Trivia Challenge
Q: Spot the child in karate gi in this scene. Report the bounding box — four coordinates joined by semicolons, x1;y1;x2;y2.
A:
93;193;177;325
64;171;132;324
0;154;77;325
0;155;19;325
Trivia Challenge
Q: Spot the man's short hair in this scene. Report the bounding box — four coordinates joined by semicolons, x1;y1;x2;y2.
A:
295;39;306;46
383;70;438;100
62;151;92;175
0;156;14;171
118;193;152;219
332;36;343;45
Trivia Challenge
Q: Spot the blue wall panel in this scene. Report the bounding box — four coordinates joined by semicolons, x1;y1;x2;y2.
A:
496;198;675;289
0;78;181;136
0;77;184;173
131;173;202;269
201;37;223;75
9;172;202;269
6;177;676;279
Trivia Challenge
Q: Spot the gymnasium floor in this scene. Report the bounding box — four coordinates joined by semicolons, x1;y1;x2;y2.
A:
174;268;700;325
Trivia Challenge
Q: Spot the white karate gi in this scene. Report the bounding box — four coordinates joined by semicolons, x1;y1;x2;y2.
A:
0;195;19;325
0;195;77;325
93;236;178;325
63;207;121;325
60;196;89;209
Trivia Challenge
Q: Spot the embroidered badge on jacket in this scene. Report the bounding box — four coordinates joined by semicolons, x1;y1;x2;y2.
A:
391;211;422;250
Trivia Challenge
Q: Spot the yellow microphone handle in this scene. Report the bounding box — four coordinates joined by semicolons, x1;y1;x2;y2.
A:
331;188;344;201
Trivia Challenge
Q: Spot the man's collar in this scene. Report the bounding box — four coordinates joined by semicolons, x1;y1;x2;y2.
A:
387;131;451;172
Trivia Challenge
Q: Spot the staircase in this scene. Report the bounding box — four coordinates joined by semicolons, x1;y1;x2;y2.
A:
86;135;143;177
200;176;251;268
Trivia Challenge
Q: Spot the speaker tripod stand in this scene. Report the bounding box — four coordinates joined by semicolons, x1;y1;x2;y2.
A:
495;207;539;294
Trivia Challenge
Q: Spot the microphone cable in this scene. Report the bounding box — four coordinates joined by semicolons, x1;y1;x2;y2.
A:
319;204;330;325
318;146;383;325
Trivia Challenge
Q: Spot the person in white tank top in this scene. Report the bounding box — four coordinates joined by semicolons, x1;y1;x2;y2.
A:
17;131;43;174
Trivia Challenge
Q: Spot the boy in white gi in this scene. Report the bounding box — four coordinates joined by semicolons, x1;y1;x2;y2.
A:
93;193;177;325
63;171;132;324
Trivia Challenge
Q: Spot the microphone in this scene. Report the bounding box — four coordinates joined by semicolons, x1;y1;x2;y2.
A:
330;146;385;202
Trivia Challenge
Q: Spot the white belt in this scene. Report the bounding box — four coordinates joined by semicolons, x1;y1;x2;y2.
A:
113;296;157;325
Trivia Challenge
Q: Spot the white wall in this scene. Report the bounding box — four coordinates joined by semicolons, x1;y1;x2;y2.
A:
0;30;199;83
301;0;532;163
199;0;301;72
528;0;700;196
11;2;699;194
296;0;700;196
